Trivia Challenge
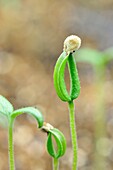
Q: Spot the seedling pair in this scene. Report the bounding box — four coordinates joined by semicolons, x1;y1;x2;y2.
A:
0;95;66;170
0;35;81;170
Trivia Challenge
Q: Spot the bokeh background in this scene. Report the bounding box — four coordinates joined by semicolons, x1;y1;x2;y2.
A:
0;0;113;170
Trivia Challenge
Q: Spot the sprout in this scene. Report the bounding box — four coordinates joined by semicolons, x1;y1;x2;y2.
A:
54;35;81;170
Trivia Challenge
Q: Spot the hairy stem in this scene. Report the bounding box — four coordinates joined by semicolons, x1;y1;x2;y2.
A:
8;118;15;170
68;100;78;170
53;158;59;170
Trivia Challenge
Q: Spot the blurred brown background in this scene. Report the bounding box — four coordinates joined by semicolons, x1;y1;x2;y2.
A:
0;0;113;170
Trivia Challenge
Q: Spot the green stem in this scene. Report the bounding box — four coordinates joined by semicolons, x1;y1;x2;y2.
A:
68;100;77;170
8;117;15;170
53;158;59;170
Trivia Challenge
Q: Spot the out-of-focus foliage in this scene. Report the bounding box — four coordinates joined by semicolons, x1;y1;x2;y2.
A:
75;47;113;170
76;48;104;65
76;48;113;66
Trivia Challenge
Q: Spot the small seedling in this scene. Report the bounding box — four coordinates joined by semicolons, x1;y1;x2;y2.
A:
75;47;113;170
0;95;44;170
42;122;66;170
53;35;81;170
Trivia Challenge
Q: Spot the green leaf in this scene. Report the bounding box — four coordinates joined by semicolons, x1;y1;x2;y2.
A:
58;53;72;101
46;128;66;159
0;95;14;116
11;107;44;128
0;112;8;128
68;53;80;100
53;52;71;101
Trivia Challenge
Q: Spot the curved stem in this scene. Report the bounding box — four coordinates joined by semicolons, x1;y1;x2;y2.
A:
53;158;59;170
8;117;15;170
68;100;78;170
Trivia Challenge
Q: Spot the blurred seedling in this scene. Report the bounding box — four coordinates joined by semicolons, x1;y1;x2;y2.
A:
0;0;20;8
75;47;113;170
0;95;66;170
53;35;81;170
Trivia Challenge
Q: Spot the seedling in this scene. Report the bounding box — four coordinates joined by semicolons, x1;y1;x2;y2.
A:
53;35;81;170
0;95;66;170
0;95;44;170
42;122;66;170
75;47;113;170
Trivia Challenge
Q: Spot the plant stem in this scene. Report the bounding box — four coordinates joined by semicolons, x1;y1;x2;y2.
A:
8;118;15;170
53;158;59;170
68;100;77;170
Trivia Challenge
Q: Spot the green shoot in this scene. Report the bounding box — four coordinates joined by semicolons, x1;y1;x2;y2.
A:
0;95;44;170
53;35;81;170
42;122;66;170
